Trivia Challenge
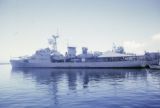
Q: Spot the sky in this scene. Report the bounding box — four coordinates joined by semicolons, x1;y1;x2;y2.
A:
0;0;160;61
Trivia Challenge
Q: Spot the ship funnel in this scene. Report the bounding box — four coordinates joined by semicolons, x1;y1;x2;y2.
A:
67;47;76;58
82;47;88;54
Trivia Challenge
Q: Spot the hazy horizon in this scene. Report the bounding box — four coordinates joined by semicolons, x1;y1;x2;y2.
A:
0;0;160;61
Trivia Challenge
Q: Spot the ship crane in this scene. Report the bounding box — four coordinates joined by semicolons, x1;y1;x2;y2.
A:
48;34;59;51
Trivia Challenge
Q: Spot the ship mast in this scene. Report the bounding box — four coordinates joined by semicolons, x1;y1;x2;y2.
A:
52;35;59;51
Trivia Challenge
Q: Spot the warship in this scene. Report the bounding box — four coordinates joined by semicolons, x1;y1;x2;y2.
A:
10;34;148;68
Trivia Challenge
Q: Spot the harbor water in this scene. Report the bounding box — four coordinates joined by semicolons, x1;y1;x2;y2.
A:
0;64;160;108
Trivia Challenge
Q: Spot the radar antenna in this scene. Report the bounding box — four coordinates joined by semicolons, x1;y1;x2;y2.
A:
48;34;59;51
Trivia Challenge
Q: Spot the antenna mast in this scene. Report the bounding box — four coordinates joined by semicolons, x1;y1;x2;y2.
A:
112;43;116;52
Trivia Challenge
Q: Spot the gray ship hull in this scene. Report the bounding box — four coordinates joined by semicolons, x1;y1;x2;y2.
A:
10;60;145;68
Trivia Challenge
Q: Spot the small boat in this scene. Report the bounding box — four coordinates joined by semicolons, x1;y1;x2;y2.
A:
149;65;160;69
149;52;160;69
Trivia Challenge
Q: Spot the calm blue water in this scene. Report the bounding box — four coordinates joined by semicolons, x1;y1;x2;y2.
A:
0;65;160;108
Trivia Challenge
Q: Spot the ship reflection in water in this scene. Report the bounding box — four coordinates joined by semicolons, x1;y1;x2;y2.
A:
0;66;160;108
